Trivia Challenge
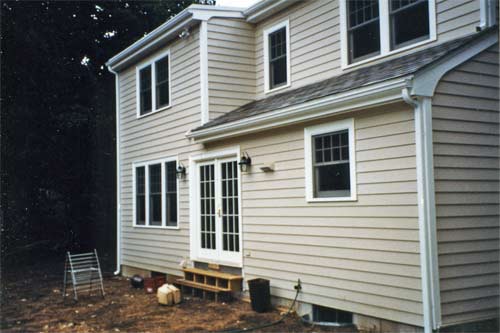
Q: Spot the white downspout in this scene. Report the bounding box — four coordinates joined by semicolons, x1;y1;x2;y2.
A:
402;87;441;333
108;66;122;276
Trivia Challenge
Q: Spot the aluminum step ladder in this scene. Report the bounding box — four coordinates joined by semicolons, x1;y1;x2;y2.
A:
63;249;105;301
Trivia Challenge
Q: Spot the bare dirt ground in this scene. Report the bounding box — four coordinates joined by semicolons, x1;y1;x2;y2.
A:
1;259;356;332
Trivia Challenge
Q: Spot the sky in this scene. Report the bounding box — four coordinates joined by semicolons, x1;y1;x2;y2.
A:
216;0;261;8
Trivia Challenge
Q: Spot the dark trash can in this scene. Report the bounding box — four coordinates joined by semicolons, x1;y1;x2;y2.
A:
247;278;271;313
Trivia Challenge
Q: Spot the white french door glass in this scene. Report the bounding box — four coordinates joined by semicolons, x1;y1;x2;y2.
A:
197;158;241;264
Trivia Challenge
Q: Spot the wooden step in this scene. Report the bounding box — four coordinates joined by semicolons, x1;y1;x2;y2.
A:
183;267;243;281
175;279;231;293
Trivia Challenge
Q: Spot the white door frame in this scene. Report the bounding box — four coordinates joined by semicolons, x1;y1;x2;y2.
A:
189;147;243;267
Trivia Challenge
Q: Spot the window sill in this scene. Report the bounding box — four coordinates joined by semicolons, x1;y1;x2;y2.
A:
306;196;357;203
264;82;291;95
136;104;172;119
342;36;436;70
133;224;180;230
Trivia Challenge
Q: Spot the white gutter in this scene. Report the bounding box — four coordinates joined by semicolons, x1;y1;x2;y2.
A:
108;67;122;276
244;0;298;23
187;77;409;142
106;5;244;72
106;9;193;70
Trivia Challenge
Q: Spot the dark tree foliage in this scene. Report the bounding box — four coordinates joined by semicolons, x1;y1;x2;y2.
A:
0;0;204;270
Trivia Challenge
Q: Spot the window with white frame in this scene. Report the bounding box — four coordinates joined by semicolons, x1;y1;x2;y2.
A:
341;0;435;66
263;20;290;92
304;119;357;202
134;158;178;228
136;50;171;117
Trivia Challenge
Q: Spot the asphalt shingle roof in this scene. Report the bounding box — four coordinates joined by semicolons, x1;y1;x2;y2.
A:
194;29;494;132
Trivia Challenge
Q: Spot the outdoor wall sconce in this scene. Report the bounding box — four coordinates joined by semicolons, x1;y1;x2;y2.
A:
238;152;252;172
176;163;186;180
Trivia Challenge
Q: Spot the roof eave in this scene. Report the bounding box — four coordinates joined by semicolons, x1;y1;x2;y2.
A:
187;77;411;143
244;0;299;23
106;9;193;70
106;5;245;72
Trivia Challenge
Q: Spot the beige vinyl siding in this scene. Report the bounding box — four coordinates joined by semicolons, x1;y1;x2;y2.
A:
118;27;203;277
250;0;481;99
255;0;340;98
206;103;424;327
207;18;256;120
436;0;480;41
432;45;499;327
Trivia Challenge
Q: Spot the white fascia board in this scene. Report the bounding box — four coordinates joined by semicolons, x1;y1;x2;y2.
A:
244;0;298;23
412;32;498;97
106;9;193;70
191;7;245;20
188;77;410;143
106;5;245;71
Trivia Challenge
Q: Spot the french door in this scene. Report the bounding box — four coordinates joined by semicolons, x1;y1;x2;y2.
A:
196;158;241;265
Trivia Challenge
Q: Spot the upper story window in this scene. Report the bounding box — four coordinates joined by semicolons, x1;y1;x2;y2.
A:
390;0;430;49
136;50;171;118
134;158;178;228
304;119;357;202
263;20;290;93
347;0;381;63
341;0;436;67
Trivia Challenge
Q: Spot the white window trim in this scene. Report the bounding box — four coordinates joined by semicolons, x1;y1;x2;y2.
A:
340;0;437;69
304;118;357;202
135;49;172;119
132;156;180;229
188;146;243;268
263;19;291;94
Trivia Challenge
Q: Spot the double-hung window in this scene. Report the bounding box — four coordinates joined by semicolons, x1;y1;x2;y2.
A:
341;0;436;66
136;50;171;117
264;20;290;92
347;0;381;63
134;158;178;228
305;119;357;202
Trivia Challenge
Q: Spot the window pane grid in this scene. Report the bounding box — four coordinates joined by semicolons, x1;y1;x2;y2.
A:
136;167;146;225
347;0;380;62
222;161;239;253
391;0;421;11
139;66;152;115
149;164;162;226
390;0;429;49
348;0;379;28
165;161;177;227
155;56;169;108
200;164;216;250
135;160;177;228
313;130;351;198
268;26;287;89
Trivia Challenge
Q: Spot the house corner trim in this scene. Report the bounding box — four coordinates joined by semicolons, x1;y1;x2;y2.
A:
199;20;209;125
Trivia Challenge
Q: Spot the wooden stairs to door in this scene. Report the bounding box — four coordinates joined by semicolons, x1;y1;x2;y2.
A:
175;267;243;302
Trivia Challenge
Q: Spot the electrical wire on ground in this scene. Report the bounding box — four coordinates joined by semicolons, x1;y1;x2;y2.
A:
214;279;302;333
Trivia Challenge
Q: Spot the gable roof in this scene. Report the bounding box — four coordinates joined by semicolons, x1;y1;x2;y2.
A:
106;1;296;72
193;28;496;134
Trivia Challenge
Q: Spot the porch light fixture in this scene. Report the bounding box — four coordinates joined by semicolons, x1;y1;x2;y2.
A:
238;153;252;172
176;163;186;180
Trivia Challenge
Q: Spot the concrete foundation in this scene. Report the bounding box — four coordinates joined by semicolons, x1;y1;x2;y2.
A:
353;313;423;333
